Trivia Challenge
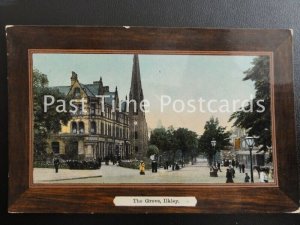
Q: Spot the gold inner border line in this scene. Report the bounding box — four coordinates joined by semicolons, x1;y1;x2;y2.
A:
28;49;277;188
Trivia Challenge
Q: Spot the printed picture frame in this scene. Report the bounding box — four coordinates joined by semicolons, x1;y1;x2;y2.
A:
7;26;298;213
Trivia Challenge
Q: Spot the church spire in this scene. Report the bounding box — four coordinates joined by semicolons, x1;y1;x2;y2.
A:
98;76;104;95
128;54;148;160
129;54;144;103
114;86;119;108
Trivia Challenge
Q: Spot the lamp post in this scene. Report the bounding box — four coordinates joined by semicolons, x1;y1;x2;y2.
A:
211;139;216;166
133;120;137;157
245;136;255;183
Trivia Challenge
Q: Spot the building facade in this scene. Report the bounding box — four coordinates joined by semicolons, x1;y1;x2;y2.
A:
47;55;148;160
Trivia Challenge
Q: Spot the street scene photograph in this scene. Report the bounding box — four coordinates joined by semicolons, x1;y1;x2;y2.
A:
32;53;274;184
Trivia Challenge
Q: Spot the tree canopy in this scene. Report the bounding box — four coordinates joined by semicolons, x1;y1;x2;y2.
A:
228;56;271;152
33;69;72;160
147;145;159;157
150;126;199;163
198;117;231;165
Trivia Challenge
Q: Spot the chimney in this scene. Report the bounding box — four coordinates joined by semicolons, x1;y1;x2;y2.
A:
71;71;78;86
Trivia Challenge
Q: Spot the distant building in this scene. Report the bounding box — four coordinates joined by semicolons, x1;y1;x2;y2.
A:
227;128;267;168
47;55;148;160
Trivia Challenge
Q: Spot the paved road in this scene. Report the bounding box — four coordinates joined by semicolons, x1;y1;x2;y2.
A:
34;163;270;184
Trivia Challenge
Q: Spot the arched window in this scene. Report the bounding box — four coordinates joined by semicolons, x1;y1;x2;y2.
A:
79;121;85;134
90;121;96;134
71;121;77;134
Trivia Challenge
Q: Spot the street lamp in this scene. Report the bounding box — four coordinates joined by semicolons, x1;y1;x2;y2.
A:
245;136;255;183
211;139;216;166
133;120;137;156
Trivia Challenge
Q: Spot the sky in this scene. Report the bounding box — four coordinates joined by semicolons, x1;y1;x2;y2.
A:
33;53;259;134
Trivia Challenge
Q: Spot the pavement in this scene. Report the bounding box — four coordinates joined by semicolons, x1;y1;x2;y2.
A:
33;162;271;184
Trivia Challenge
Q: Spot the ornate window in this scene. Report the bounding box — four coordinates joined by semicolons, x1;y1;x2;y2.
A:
71;121;77;134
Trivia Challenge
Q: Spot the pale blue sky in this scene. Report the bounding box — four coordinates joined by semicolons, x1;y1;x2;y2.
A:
33;53;260;134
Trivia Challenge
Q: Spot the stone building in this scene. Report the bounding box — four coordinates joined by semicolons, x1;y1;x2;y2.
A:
47;55;148;160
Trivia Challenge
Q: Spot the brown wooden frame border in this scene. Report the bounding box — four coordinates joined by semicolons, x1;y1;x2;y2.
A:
6;26;298;213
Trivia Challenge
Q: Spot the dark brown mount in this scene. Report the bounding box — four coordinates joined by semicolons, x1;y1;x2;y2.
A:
7;26;298;213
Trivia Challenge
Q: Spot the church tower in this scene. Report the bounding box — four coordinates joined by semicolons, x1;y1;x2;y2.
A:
129;54;148;160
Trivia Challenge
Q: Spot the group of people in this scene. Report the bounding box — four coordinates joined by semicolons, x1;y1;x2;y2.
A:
223;159;251;183
139;160;160;175
163;161;181;171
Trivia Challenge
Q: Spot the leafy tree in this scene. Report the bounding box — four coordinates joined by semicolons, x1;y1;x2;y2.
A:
33;69;72;160
150;126;199;164
147;145;159;157
165;126;178;164
229;56;271;152
149;127;170;152
198;117;231;165
174;128;198;164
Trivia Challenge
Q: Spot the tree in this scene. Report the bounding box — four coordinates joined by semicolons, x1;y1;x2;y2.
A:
229;56;271;153
174;128;198;164
147;145;159;157
33;69;72;160
150;126;199;164
149;127;169;152
165;126;178;164
198;117;231;165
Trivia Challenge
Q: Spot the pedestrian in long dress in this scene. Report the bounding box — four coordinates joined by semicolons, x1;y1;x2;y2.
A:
260;171;269;183
139;161;145;175
226;169;234;183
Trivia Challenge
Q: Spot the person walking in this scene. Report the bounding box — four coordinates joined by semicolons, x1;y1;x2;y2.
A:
217;162;222;172
244;173;250;183
97;157;102;169
151;160;157;173
230;166;235;178
241;164;245;173
226;168;234;183
232;159;236;167
54;158;60;173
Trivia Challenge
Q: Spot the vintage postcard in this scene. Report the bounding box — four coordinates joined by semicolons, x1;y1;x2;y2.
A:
7;26;297;213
